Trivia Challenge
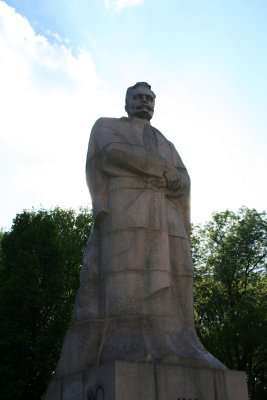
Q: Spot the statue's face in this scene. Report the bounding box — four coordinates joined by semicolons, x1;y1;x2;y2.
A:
126;86;155;121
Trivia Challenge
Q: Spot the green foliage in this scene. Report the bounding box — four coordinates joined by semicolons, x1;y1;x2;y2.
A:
192;207;267;400
0;207;93;400
1;205;266;399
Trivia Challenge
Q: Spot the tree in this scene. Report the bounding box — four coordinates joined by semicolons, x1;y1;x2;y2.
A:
192;207;267;400
0;207;93;400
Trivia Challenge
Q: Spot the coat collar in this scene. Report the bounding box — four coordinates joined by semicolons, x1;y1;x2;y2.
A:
118;116;166;147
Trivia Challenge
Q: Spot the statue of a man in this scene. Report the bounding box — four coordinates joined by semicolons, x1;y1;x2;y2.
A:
56;82;224;378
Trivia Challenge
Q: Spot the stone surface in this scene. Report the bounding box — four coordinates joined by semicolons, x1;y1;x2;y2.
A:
222;370;250;400
62;372;84;400
156;364;215;399
156;364;249;400
85;362;156;400
46;362;249;400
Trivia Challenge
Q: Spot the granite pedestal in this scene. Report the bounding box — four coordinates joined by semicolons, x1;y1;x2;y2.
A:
45;361;248;400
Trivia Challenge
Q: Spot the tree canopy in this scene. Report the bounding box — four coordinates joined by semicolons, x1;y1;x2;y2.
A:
0;207;93;400
192;207;267;400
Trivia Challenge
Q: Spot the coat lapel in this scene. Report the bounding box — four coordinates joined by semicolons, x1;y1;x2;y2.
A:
153;128;173;160
111;117;176;166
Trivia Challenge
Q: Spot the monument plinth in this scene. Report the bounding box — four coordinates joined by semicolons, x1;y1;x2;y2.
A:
46;361;248;400
45;83;249;399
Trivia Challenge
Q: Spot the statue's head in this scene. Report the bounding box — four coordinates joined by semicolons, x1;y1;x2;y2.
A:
125;82;156;121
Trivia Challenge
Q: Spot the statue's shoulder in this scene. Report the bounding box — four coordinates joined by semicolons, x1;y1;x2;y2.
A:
90;117;130;142
152;126;186;169
89;117;127;151
152;125;172;145
92;117;125;132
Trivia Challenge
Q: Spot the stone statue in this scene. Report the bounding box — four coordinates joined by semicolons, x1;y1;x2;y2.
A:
56;82;225;378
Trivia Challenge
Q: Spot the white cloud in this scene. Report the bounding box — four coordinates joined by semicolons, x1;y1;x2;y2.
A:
0;1;121;229
104;0;143;12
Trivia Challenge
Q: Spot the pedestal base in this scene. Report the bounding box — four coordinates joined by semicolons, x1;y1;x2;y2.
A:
45;361;249;400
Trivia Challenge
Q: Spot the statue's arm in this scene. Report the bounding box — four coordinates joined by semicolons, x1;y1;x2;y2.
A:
87;118;166;179
166;142;191;236
164;165;190;197
101;142;166;178
85;120;110;226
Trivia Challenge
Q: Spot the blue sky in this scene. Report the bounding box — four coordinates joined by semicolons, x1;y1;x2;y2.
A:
0;0;266;229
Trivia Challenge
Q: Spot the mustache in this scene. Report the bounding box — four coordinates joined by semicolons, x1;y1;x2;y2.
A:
136;104;154;112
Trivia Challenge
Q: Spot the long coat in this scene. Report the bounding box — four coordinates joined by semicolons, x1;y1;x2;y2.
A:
86;116;193;309
55;117;225;377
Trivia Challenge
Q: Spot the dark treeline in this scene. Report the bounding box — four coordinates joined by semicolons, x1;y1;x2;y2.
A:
0;207;266;399
0;208;93;400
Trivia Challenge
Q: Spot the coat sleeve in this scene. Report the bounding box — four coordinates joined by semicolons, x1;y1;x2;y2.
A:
101;142;166;178
170;143;191;239
86;119;109;225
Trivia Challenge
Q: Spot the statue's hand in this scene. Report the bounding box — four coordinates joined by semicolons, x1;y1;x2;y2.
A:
146;175;166;189
163;166;181;191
